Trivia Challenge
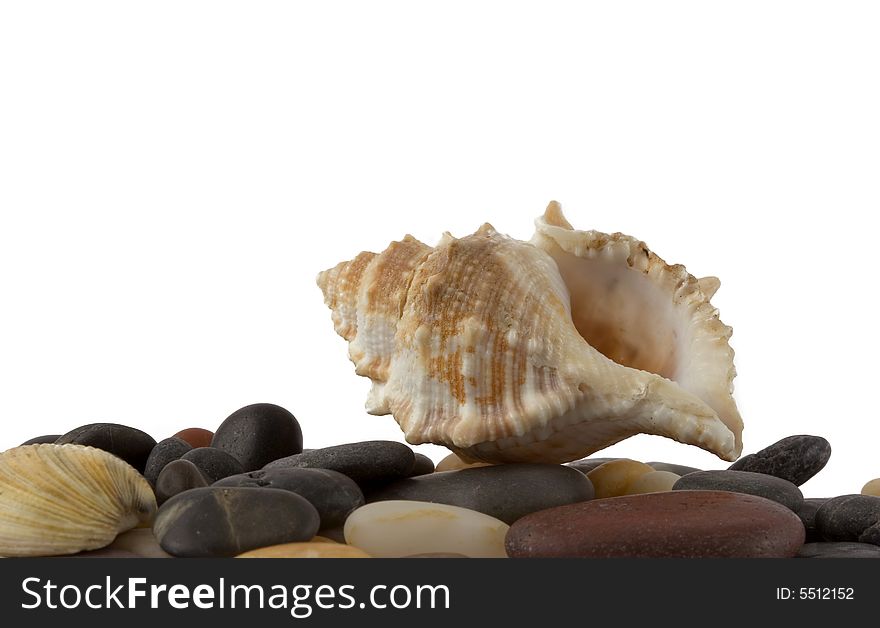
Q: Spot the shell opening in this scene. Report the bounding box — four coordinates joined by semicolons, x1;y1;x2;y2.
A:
560;252;683;380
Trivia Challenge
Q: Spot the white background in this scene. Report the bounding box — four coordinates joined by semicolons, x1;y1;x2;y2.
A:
1;2;878;497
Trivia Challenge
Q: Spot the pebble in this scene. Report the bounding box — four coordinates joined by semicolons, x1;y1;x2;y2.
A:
624;470;681;495
265;441;415;487
212;403;303;471
236;542;371;558
317;526;346;543
647;462;702;476
143;438;192;485
411;453;435;476
181;447;244;483
861;478;880;497
20;434;61;446
728;434;831;486
155;459;209;505
56;423;157;473
404;553;470;558
859;522;880;545
566;458;619;474
367;463;593;524
310;536;338;544
155;487;320;557
435;453;492;472
63;548;140;558
505;490;805;558
214;467;364;530
107;528;173;558
587;459;654;498
672;470;804;512
797;498;830;542
814;494;880;542
173;427;214;449
797;542;880;558
344;500;508;558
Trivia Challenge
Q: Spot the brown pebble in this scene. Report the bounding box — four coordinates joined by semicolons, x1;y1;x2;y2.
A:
505;490;806;558
172;428;214;449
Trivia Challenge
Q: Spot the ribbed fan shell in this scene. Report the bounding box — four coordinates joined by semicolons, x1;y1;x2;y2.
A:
0;444;156;557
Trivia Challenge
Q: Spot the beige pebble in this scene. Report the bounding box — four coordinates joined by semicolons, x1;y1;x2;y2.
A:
861;478;880;496
344;500;508;558
236;542;371;558
64;548;140;558
310;535;338;544
623;470;681;495
587;459;654;498
108;528;172;558
435;453;492;472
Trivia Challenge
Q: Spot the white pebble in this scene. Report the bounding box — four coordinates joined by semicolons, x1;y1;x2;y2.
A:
344;500;508;558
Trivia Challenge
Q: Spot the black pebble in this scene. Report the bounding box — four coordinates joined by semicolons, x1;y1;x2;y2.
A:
317;525;346;543
814;494;880;542
56;423;157;473
797;542;880;558
211;403;303;471
20;435;62;446
672;469;804;512
410;453;435;476
728;435;831;486
181;447;244;483
155;459;209;505
154;487;320;557
143;438;193;485
214;467;364;530
367;463;595;524
859;521;880;545
797;498;830;543
264;440;415;487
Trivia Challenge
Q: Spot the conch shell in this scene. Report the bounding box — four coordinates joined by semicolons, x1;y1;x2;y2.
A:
317;203;743;464
0;444;157;557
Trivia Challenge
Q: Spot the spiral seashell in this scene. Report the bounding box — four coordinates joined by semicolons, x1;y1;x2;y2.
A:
317;203;742;464
0;444;157;557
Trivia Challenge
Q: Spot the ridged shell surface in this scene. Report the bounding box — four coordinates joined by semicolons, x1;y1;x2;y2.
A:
0;444;157;557
317;204;742;464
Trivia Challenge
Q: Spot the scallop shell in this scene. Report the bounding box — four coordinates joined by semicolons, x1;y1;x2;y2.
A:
0;444;157;557
317;203;742;464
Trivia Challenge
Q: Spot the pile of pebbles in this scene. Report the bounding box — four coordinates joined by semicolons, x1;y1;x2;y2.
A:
5;407;880;558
